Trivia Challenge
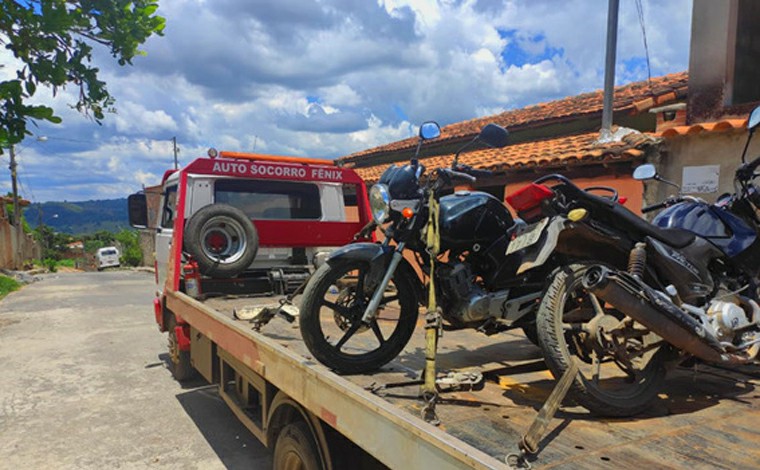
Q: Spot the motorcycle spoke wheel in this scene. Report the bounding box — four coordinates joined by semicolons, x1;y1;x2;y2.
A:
299;258;419;374
537;263;668;417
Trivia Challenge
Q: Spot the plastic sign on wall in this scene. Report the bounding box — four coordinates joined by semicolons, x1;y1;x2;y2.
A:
682;165;720;194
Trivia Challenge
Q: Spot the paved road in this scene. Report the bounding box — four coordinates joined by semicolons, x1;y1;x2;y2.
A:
0;271;272;469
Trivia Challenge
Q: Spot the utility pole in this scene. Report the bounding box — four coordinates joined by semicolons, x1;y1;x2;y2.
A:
8;144;22;268
9;144;19;227
600;0;620;142
172;136;179;169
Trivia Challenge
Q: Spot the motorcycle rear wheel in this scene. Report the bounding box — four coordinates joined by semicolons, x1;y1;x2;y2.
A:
537;263;669;417
299;258;419;374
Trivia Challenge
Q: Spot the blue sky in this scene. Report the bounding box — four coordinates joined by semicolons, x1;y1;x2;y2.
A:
0;0;693;202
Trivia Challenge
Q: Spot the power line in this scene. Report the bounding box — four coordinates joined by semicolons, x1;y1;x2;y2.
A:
635;0;652;88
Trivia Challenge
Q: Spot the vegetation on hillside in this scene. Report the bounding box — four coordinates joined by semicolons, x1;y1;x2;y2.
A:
33;225;143;271
24;199;130;235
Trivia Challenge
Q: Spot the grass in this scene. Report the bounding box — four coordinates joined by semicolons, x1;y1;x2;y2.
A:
57;259;77;268
0;275;21;300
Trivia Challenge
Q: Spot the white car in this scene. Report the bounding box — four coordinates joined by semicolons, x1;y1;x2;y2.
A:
96;247;120;271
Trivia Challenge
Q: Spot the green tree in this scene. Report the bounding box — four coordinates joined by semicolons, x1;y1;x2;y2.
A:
33;224;73;260
0;1;165;149
82;229;114;252
114;228;141;266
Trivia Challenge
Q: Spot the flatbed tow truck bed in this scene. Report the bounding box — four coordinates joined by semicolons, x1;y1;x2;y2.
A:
168;288;760;469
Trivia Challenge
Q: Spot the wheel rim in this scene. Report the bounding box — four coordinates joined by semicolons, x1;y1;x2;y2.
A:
200;216;247;264
558;274;663;401
316;263;405;357
280;450;308;470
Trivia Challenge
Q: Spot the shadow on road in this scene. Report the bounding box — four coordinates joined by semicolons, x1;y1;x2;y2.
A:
176;384;273;469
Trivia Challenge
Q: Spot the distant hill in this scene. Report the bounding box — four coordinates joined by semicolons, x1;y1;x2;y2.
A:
24;198;130;235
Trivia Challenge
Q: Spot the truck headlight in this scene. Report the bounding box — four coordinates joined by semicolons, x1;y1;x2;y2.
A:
369;184;391;224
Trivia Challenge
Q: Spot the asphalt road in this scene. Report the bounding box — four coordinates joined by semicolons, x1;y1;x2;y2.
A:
0;270;272;469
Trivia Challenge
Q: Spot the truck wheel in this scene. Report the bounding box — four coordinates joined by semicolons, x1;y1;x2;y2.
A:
273;421;322;470
166;316;195;381
184;204;258;278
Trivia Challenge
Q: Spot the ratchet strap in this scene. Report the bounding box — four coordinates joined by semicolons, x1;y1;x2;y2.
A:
421;190;443;424
506;360;579;469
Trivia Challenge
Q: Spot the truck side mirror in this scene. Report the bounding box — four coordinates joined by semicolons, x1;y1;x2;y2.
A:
128;193;148;228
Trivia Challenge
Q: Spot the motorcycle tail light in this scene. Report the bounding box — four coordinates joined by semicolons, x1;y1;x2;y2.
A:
618;196;628;205
506;183;554;212
401;207;414;219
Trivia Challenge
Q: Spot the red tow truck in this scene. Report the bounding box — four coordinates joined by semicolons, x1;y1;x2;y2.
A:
128;151;760;469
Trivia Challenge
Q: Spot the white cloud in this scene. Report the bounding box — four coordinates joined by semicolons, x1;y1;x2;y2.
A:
1;0;692;202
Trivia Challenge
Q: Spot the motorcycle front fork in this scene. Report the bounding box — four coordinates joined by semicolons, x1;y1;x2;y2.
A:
361;241;406;323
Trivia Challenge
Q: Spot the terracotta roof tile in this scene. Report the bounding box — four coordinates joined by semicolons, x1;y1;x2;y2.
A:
354;131;658;183
658;118;748;138
341;72;687;165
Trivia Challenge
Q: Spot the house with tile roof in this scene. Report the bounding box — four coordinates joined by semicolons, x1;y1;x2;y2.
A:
338;0;760;212
339;73;688;214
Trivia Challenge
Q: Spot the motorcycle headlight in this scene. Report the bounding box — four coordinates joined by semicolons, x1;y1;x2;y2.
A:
369;184;391;224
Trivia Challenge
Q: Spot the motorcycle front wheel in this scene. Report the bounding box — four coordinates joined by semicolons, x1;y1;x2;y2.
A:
299;258;419;374
537;263;670;417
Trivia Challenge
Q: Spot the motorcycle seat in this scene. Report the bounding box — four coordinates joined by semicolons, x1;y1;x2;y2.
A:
608;202;695;248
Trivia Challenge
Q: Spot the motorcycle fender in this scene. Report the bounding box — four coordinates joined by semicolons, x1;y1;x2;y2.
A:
327;243;424;304
516;217;567;275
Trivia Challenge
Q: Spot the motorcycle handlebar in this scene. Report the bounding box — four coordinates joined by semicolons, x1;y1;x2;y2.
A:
439;168;476;184
642;197;683;214
453;163;493;179
738;156;760;181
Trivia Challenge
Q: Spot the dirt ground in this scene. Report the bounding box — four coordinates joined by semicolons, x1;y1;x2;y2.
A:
0;270;273;469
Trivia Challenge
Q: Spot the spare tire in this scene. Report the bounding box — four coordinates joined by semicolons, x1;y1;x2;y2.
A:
184;204;258;278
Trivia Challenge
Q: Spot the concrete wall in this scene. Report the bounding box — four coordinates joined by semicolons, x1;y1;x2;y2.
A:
649;129;760;205
688;0;736;122
0;214;41;270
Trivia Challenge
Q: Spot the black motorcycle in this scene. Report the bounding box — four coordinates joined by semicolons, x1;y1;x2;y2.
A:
299;122;554;374
518;106;760;416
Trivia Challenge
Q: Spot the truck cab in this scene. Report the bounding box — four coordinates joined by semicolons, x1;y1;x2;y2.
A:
128;150;372;326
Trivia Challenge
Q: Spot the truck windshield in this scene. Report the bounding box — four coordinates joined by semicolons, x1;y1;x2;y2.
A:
215;180;321;220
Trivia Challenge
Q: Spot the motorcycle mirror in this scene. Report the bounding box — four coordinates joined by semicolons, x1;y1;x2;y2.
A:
413;121;441;161
477;123;509;148
741;106;760;163
452;123;509;168
419;121;441;140
633;164;657;181
749;106;760;132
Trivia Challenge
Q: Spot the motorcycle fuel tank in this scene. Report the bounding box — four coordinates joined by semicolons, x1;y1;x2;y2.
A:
438;191;514;251
653;200;760;275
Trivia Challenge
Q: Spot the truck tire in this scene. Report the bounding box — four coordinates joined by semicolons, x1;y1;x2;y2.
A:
166;316;195;381
184;204;258;278
273;421;322;470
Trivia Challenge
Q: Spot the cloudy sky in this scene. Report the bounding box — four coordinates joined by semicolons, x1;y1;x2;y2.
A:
0;0;692;203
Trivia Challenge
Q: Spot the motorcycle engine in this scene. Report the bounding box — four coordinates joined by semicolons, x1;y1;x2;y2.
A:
438;263;490;324
707;300;753;341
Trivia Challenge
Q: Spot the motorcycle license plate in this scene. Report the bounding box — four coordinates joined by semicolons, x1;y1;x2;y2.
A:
506;218;549;255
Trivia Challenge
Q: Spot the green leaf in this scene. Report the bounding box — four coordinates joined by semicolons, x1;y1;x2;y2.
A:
0;1;166;144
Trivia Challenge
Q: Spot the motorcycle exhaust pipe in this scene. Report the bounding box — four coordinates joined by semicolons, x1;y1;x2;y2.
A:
581;266;747;364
